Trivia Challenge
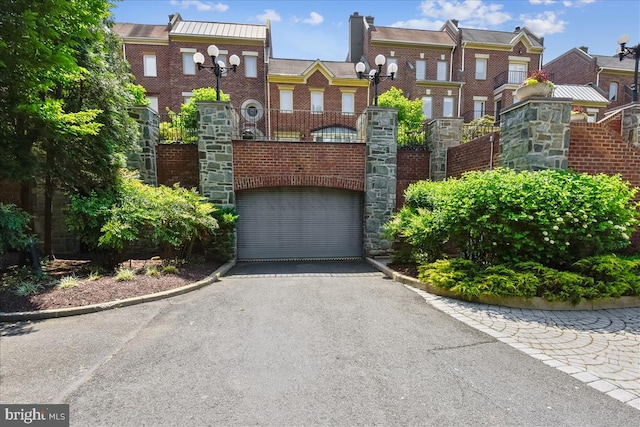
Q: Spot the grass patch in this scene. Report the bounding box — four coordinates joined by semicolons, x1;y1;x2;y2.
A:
161;265;179;275
58;275;80;290
115;267;136;282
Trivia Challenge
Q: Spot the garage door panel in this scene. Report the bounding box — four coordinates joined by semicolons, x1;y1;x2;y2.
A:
236;187;363;260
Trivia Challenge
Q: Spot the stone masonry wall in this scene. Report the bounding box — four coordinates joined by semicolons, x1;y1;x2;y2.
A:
499;98;572;171
426;118;464;181
128;106;159;186
363;107;397;256
196;101;238;207
622;104;640;148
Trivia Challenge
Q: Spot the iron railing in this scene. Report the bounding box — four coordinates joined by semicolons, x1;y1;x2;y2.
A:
159;112;198;144
237;108;364;142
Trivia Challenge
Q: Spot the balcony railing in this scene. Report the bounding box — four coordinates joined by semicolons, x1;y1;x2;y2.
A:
494;70;554;89
237;108;364;142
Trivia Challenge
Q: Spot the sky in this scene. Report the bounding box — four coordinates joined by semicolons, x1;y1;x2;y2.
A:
111;0;640;64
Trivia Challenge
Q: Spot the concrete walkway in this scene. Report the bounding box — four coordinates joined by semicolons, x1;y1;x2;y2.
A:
407;286;640;410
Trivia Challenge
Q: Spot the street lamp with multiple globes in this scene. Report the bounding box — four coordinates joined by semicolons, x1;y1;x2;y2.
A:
193;44;240;101
617;34;639;102
355;54;398;106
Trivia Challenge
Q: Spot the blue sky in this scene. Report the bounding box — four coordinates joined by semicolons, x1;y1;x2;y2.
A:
111;0;640;64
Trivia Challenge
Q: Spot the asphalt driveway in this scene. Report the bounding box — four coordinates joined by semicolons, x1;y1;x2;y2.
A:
1;261;638;426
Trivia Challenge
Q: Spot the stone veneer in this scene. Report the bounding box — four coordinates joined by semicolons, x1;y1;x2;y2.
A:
128;106;159;186
363;107;398;256
621;104;640;148
196;101;239;206
426;118;463;181
499;98;572;171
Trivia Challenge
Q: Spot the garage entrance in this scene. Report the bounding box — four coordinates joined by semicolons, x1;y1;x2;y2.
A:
236;187;363;260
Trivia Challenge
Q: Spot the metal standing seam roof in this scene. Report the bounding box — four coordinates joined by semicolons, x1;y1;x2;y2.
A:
461;28;543;48
552;85;610;104
113;23;168;40
268;58;359;79
371;26;456;46
170;20;267;40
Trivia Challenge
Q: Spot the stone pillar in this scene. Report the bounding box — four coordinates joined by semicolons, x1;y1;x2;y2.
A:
128;106;159;186
499;98;572;171
363;107;397;257
196;101;238;207
426;118;463;181
621;104;640;148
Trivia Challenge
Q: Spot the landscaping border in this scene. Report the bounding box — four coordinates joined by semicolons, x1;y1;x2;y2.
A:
0;259;236;322
366;257;640;311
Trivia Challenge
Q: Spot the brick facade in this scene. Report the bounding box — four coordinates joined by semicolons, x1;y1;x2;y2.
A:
156;144;199;189
396;149;430;208
446;131;500;178
544;48;637;110
233;141;366;191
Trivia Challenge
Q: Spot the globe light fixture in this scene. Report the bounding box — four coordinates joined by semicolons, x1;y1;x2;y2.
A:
193;44;241;101
617;34;639;102
355;54;397;106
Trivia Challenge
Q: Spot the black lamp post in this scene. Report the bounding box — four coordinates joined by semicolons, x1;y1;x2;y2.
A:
617;34;639;102
193;44;240;101
355;54;398;106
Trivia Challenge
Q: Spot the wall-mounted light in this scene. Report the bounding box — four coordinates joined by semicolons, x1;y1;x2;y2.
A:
616;34;639;102
355;54;398;106
193;44;241;101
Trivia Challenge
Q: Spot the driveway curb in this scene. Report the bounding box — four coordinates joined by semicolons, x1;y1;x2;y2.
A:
0;259;236;322
366;257;640;311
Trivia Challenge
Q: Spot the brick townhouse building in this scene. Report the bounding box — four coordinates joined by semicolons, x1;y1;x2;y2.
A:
543;46;638;111
117;11;552;131
114;13;271;123
347;12;545;122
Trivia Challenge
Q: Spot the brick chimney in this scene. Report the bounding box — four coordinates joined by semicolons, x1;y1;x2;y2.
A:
348;12;367;63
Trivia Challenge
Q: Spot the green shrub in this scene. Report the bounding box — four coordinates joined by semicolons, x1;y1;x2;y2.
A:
388;169;639;268
417;256;639;303
67;170;221;263
161;264;179;275
0;203;33;264
126;83;151;106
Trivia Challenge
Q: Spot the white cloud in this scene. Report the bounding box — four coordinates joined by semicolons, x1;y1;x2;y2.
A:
394;0;511;29
529;0;555;5
255;9;281;23
169;1;228;12
562;0;595;6
519;11;567;35
302;12;324;26
390;18;445;30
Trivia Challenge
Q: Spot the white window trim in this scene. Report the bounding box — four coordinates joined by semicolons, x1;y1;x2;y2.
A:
143;54;157;77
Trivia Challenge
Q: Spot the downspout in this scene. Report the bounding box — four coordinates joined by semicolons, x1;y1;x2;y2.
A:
489;133;494;170
122;40;127;61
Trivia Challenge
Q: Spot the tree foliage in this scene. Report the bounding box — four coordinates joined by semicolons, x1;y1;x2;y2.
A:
0;0;139;254
377;87;426;147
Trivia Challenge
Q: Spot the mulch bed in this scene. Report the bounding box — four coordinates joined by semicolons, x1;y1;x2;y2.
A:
0;257;222;313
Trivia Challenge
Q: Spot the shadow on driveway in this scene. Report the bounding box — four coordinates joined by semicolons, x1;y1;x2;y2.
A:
227;259;378;276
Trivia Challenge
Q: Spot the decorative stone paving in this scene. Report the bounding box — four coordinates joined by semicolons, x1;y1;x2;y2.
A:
407;285;640;410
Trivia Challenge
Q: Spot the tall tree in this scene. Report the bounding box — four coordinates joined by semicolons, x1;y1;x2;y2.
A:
0;0;139;254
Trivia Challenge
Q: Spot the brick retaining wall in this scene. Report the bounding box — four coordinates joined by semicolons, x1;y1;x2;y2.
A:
156;144;199;189
396;149;429;209
447;131;500;179
233;141;366;191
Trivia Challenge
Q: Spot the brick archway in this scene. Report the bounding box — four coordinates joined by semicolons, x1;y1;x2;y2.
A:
232;141;366;192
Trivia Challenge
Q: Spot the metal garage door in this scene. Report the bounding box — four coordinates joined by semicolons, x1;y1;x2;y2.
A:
236;187;363;260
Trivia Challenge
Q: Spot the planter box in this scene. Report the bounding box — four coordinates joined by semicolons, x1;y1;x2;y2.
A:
515;83;552;100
